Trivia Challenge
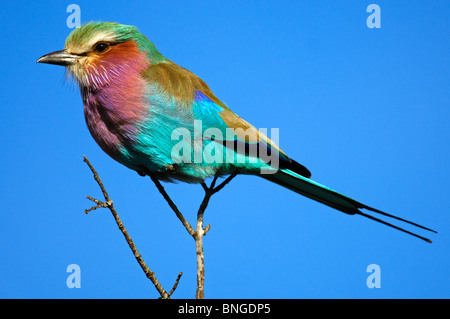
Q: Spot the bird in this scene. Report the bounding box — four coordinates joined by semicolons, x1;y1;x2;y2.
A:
37;22;436;242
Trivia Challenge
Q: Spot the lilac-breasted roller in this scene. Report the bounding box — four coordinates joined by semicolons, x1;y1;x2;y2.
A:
37;22;436;242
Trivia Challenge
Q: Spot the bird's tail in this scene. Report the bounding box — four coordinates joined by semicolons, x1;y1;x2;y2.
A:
261;168;437;243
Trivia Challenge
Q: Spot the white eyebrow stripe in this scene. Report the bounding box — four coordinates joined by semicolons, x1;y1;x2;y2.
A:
85;31;117;48
66;31;117;54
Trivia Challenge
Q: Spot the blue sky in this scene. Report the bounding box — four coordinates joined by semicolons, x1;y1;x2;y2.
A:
1;1;448;298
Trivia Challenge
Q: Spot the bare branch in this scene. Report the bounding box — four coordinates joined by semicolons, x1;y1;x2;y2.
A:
203;224;211;235
83;156;111;202
149;174;196;236
194;171;237;299
83;155;182;299
148;170;237;299
168;272;183;298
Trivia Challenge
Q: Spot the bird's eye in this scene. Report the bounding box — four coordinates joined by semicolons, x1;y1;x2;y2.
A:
94;42;109;53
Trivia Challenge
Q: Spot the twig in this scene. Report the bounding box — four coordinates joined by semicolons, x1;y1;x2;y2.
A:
83;155;182;299
168;272;183;298
149;175;196;236
149;171;238;299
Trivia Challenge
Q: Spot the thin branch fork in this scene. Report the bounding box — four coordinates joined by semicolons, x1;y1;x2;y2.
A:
83;155;182;299
150;171;238;299
83;154;237;299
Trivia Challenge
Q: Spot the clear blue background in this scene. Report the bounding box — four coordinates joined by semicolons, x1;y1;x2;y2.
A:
0;0;448;298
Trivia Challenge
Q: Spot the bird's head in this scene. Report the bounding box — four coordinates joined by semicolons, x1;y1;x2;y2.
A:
37;22;164;89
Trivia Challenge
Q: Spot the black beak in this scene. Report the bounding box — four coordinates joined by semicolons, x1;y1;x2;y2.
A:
37;49;79;66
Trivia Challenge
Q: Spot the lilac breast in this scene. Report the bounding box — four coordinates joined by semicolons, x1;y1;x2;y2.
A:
80;59;149;165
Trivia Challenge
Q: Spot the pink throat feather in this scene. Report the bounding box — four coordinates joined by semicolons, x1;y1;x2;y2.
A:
79;42;150;160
